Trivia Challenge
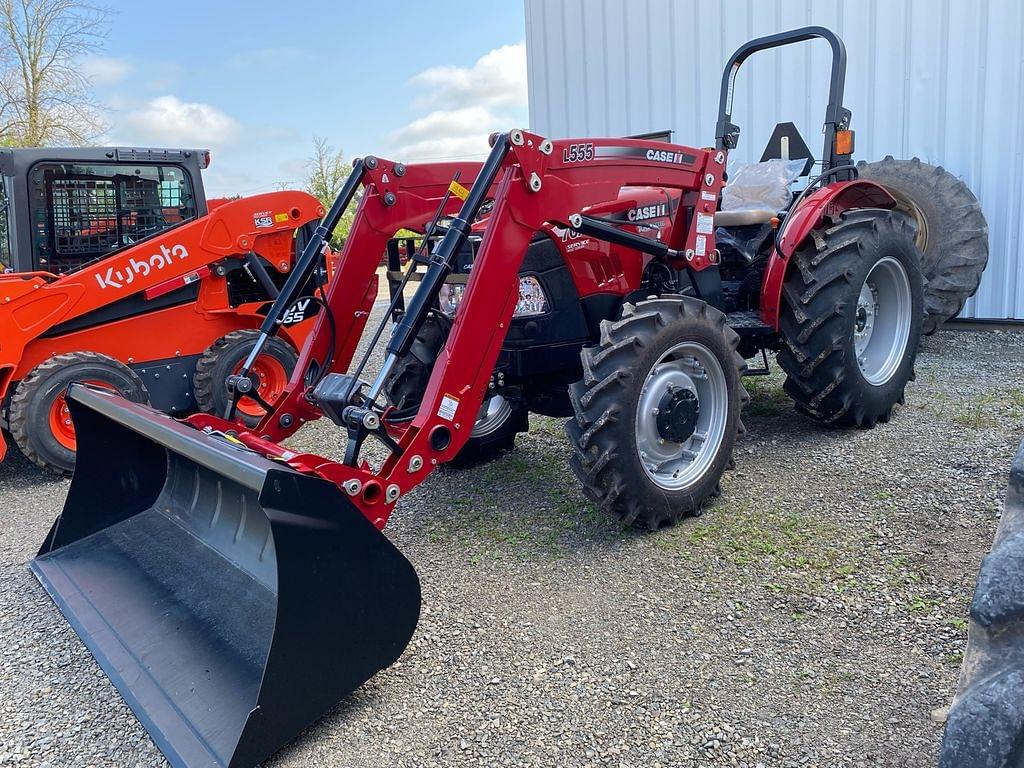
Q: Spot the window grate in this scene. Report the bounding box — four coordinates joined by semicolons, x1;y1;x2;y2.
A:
31;163;196;274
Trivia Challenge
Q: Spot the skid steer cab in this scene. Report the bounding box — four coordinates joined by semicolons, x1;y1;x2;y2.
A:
0;146;333;473
30;26;927;768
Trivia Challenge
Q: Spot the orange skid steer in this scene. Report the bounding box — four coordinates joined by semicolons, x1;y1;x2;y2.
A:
0;147;329;473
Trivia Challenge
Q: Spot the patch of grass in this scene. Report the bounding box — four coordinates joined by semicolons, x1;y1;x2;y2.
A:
950;392;1000;429
947;616;969;631
659;498;860;592
945;651;964;666
907;596;942;614
417;444;619;562
743;375;792;418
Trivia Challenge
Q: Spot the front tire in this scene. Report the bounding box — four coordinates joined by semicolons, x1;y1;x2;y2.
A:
566;297;747;530
193;330;298;428
778;209;924;428
9;351;149;474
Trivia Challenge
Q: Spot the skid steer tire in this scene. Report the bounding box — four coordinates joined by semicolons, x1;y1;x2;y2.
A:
194;330;298;428
778;209;924;428
566;297;747;530
857;156;988;334
385;315;528;466
9;351;148;474
939;440;1024;768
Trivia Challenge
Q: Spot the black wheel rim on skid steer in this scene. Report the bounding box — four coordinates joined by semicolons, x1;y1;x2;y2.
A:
30;384;421;768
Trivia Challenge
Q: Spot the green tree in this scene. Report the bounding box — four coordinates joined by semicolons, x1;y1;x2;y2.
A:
0;0;110;146
303;135;358;248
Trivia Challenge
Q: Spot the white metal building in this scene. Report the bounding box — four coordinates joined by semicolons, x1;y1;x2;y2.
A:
524;0;1024;321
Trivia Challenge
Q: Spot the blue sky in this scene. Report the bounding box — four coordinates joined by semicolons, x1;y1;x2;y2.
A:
85;1;527;196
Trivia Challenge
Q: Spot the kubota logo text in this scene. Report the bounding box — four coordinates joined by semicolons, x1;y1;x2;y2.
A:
95;243;189;289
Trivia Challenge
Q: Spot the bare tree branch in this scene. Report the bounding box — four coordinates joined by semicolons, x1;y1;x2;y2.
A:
0;0;110;146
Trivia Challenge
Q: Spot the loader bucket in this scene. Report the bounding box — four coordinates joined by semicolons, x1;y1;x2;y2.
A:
30;384;421;768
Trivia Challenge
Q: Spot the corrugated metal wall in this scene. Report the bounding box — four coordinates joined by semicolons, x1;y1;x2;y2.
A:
525;0;1024;321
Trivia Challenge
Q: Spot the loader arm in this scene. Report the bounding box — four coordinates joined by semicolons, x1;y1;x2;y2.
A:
252;160;493;440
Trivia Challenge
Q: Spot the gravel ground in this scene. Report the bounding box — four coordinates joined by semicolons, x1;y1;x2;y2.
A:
0;318;1020;768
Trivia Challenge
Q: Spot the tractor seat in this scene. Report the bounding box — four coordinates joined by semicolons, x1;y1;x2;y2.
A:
713;209;777;227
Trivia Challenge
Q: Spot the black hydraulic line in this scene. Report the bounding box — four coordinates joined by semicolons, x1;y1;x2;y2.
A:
571;215;684;260
344;173;462;393
772;163;859;260
224;158;366;420
386;133;510;361
256;157;366;338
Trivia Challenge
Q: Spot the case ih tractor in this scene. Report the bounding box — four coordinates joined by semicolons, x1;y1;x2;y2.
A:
0;147;329;473
28;27;940;768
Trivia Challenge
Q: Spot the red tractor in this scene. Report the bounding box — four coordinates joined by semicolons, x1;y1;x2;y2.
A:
30;27;928;768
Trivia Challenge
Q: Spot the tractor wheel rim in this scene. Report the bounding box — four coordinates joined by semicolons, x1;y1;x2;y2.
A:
48;379;110;450
635;341;728;492
854;256;912;386
471;394;513;438
890;189;929;251
233;357;289;418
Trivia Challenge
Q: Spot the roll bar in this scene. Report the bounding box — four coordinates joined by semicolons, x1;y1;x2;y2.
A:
715;26;851;173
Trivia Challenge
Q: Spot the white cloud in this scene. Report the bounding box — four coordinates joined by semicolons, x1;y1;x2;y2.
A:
409;42;526;111
391;107;505;160
390;42;528;162
79;56;133;86
115;96;241;146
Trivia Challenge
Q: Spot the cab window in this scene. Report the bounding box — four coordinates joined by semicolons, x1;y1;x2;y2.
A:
29;162;197;274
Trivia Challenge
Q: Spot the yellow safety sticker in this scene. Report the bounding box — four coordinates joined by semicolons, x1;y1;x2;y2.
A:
448;180;470;201
274;212;290;223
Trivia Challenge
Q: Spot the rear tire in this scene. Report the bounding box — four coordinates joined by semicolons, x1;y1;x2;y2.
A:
778;209;924;428
193;330;298;429
566;297;747;530
9;351;149;474
857;156;988;334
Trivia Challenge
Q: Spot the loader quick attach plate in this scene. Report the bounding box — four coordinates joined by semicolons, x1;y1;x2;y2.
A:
30;385;421;768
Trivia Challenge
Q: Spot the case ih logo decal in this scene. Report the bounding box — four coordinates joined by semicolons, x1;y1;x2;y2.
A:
593;146;699;165
626;203;668;222
95;244;189;290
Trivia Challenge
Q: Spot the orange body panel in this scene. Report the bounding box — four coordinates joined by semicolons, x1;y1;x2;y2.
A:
0;189;328;463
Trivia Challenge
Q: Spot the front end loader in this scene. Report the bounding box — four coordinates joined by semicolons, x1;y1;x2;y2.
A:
31;27;928;767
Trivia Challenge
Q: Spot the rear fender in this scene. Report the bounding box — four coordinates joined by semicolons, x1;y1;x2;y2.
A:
760;180;897;328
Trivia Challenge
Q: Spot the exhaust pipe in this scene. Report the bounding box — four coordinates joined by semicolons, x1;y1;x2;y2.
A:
31;384;420;768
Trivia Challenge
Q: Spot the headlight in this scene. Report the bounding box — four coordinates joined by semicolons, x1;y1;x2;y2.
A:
438;283;465;316
438;276;550;318
513;275;549;316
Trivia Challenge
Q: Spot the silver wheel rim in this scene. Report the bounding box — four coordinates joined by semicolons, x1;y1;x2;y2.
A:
853;256;912;386
634;341;729;491
471;394;513;438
